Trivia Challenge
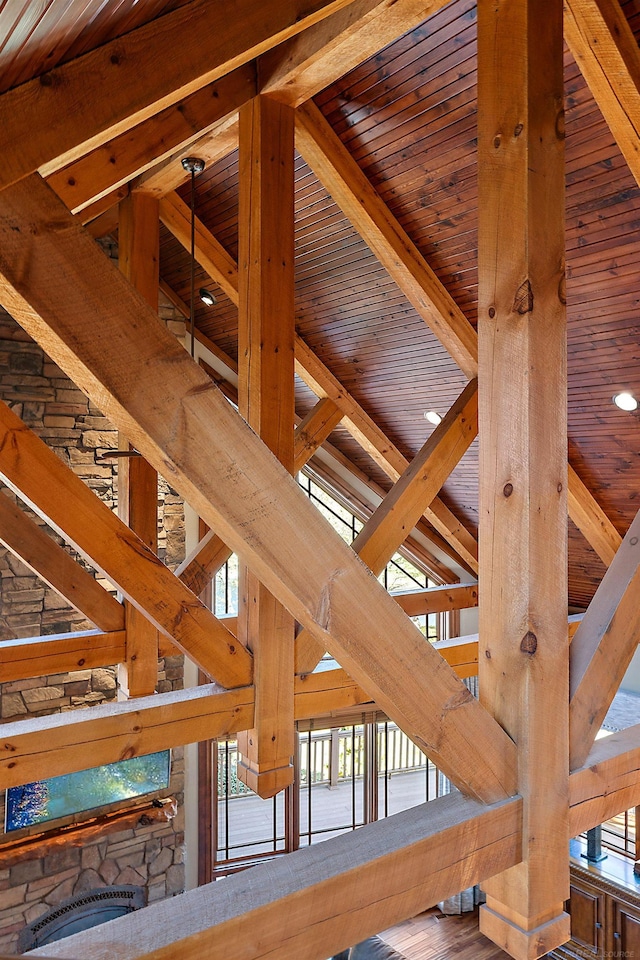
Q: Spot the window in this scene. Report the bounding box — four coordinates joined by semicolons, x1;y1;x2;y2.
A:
205;471;458;878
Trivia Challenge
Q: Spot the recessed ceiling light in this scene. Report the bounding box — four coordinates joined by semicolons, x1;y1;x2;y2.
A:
424;410;442;425
199;287;216;306
613;392;638;412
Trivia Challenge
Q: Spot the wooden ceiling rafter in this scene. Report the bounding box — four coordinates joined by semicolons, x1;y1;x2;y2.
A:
48;65;257;214
258;0;448;107
565;0;640;190
158;202;480;574
133;114;241;198
567;462;622;566
0;171;517;804
295;100;480;380
0;0;366;192
158;192;239;303
293;397;345;472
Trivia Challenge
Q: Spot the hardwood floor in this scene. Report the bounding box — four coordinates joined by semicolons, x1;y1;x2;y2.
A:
379;907;512;960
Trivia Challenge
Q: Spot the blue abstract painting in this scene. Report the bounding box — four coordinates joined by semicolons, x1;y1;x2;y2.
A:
5;750;170;832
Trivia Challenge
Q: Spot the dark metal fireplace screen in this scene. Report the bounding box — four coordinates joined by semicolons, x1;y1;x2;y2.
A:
18;885;146;953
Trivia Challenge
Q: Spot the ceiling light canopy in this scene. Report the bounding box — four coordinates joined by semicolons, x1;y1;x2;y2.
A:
613;392;638;412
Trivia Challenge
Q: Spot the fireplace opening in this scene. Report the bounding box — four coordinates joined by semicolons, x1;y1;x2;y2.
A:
18;885;146;953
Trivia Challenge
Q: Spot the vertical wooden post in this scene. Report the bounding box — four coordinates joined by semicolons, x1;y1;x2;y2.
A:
117;192;160;698
477;1;569;958
197;518;216;885
236;95;296;798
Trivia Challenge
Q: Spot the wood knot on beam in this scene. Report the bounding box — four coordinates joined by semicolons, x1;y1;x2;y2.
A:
520;632;538;656
513;279;534;315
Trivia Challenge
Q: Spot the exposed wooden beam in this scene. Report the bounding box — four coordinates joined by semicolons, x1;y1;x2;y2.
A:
0;491;124;633
294;334;479;574
193;340;460;587
293;668;370;719
128;45;296;196
173;376;339;603
0;0;361;191
48;66;256;213
132;0;448;198
569;724;640;836
27;793;523;960
117;191;161;698
236;96;297;798
393;583;478;618
567;463;622;566
0;401;251;689
293;398;344;473
351;380;477;575
433;635;480;679
295;101;479;379
0;684;254;790
0;670;369;789
477;0;569;955
161;197;479;575
176;529;233;598
304;451;461;582
258;0;445;106
570;508;640;769
0;173;517;804
77;187;127;226
296;379;477;673
0;630;126;685
565;0;640;189
134;115;241;198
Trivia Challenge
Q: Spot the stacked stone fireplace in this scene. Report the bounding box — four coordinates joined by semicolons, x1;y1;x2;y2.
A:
0;289;189;954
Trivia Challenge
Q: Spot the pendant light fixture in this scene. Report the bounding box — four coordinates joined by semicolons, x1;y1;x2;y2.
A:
181;157;205;358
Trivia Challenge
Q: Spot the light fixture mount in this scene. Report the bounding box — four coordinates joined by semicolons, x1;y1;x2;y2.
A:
181;157;206;358
181;157;205;175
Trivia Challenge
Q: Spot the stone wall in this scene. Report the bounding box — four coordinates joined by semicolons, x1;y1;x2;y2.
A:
0;297;189;954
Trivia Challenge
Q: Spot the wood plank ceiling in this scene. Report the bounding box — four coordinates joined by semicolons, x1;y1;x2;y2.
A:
2;0;640;610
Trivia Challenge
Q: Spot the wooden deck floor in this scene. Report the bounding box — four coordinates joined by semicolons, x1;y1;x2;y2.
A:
379;908;512;960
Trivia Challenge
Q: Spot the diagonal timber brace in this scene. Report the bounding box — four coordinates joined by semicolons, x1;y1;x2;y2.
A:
0;402;251;689
0;172;516;803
